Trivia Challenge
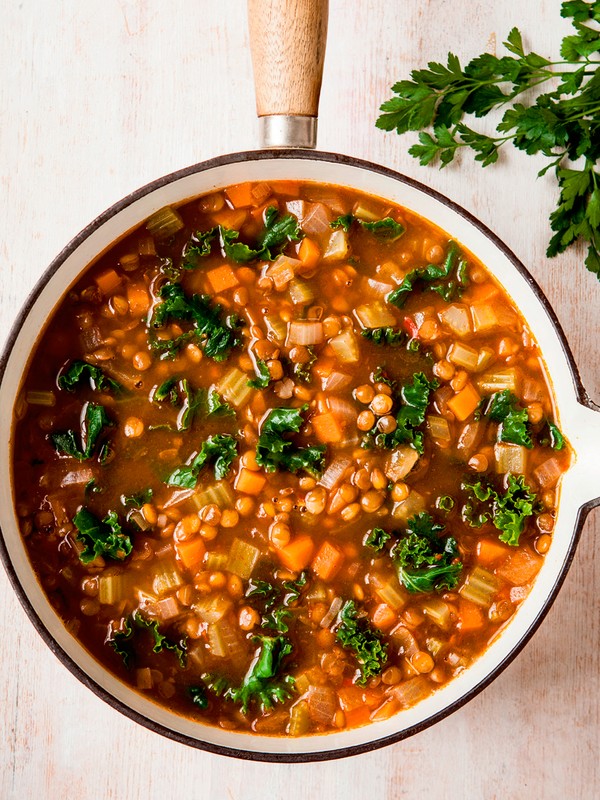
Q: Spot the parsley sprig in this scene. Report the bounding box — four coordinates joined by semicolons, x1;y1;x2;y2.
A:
377;2;600;279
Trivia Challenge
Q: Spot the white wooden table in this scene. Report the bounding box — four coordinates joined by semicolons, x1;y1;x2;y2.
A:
1;2;598;798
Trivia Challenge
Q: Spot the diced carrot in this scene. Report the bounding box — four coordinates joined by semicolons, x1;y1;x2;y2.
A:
337;686;364;712
344;705;371;728
277;535;315;572
371;603;397;631
235;468;266;496
211;208;248;229
447;382;481;421
95;269;121;295
298;237;321;268
311;540;345;581
271;180;301;196
311;411;344;443
457;598;485;632
126;284;150;316
476;538;509;566
206;264;239;294
471;283;500;303
312;356;335;379
175;537;206;571
496;548;542;585
225;182;255;209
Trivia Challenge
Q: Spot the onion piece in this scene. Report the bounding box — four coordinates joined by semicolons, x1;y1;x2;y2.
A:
438;304;472;337
319;456;352;490
287;320;324;346
60;468;94;487
322;229;349;262
301;202;331;235
328;330;359;363
321;371;352;392
307;685;338;725
154;596;181;621
319;596;343;628
366;277;394;298
533;456;563;489
355;300;396;329
327;396;356;422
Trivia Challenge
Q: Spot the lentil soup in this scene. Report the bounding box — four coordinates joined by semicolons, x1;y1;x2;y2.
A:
12;181;570;736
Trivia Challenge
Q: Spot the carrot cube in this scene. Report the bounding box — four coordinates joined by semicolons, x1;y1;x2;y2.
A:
371;603;397;631
476;538;509;566
298;237;321;268
225;182;255;209
126;285;150;316
311;411;344;443
206;264;239;294
212;208;248;229
496;548;542;585
271;180;301;196
95;269;121;295
344;705;371;728
457;598;485;632
175;537;206;571
311;540;345;581
277;535;315;572
235;468;266;496
447;382;481;421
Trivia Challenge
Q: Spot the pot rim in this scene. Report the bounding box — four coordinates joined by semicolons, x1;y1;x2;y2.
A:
0;148;597;762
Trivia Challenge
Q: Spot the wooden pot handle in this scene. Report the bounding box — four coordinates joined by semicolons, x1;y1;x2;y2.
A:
248;0;329;148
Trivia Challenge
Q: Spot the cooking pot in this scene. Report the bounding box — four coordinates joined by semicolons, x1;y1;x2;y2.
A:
0;0;598;762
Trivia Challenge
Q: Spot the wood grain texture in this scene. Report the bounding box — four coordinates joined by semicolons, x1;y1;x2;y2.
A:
0;1;598;798
249;0;328;117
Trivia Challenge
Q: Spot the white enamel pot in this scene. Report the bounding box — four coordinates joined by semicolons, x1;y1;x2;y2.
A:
0;0;599;762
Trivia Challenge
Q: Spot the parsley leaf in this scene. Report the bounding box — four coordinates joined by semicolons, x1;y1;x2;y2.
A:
73;507;132;563
335;600;388;685
51;402;112;461
393;512;462;593
387;241;468;307
463;474;537;546
486;390;533;448
255;406;325;477
377;9;600;282
150;282;240;361
166;434;238;487
57;361;122;394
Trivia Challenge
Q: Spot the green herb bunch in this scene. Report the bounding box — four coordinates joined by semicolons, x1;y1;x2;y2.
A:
377;1;600;279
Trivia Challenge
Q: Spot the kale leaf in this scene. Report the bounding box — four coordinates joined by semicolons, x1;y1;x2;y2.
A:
364;526;392;552
331;214;406;242
387;241;468;306
248;358;271;389
73;507;132;563
335;600;388;685
57;360;122;394
121;488;153;508
486;390;533;448
150;282;240;361
166;434;238;487
188;685;209;709
361;327;408;347
207;389;234;416
51;402;112;461
255;406;325;477
109;613;187;669
538;420;565;450
393;512;462;593
463;474;537;545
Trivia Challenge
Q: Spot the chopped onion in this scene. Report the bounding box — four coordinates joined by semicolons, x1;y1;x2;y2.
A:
155;596;181;621
448;341;479;371
285;199;305;220
471;303;499;332
319;456;352;489
288;279;315;305
274;378;294;399
327;396;356;422
495;442;527;474
307;685;338;725
390;624;419;656
319;596;343;628
390;677;432;708
322;371;352;392
533;456;563;489
366;277;394;298
457;421;483;456
60;468;94;487
391;489;426;522
301;202;331;235
438;304;472;337
322;229;349;262
136;667;153;690
328;330;359;363
267;255;301;291
287;320;324;345
355;300;396;329
385;446;420;482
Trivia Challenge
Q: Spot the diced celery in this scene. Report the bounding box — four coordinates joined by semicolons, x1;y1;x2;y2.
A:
207;622;228;657
152;559;184;596
448;341;479;371
328;330;359;363
392;490;425;522
426;415;452;442
98;574;126;605
370;573;407;611
207;618;244;659
355;301;396;329
322;229;349;262
420;597;452;630
128;509;152;531
476;368;518;393
194;593;232;623
192;480;235;510
289;279;315;306
205;551;229;571
226;538;260;579
438;304;472;337
293;673;311;696
288;701;311;736
146;205;184;240
459;566;498;607
494;442;527;474
216;367;252;408
426;637;444;657
385;446;420;482
26;390;56;407
353;201;381;221
476;346;495;372
264;313;287;343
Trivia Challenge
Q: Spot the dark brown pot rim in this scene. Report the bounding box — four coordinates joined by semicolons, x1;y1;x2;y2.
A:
0;148;597;763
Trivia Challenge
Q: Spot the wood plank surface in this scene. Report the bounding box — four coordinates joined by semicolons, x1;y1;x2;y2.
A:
0;2;598;798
